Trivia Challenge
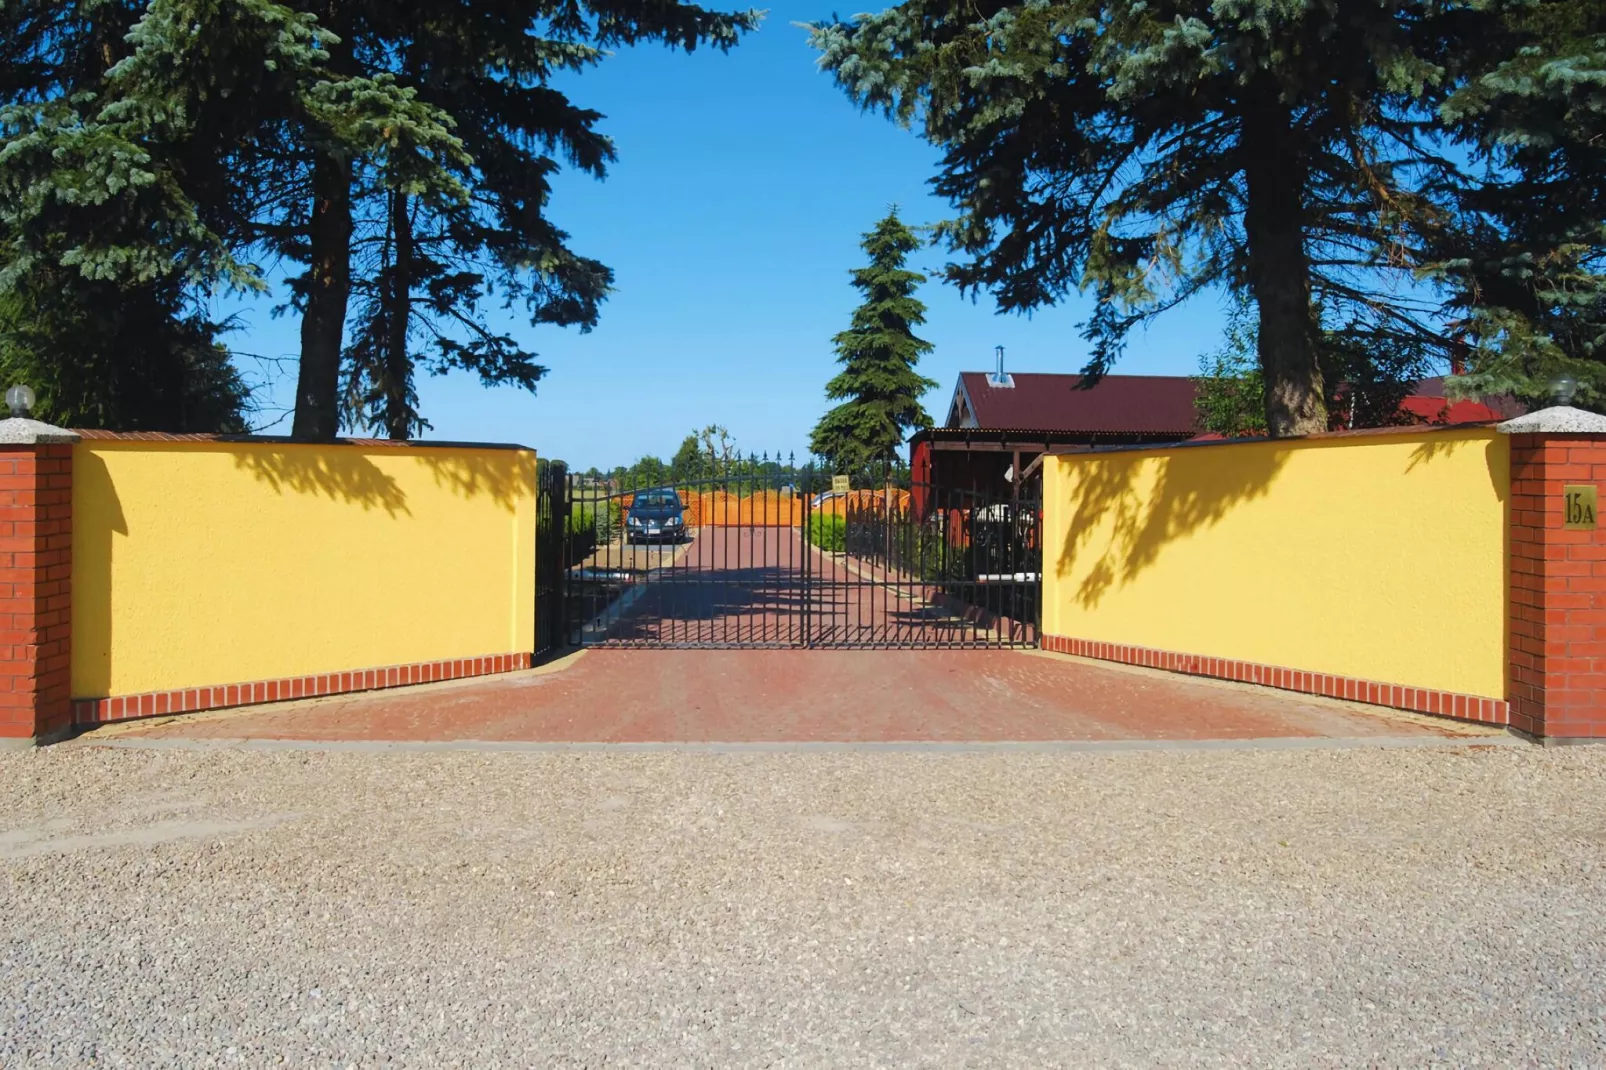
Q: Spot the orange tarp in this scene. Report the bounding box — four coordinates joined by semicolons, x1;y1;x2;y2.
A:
683;490;804;527
813;489;910;517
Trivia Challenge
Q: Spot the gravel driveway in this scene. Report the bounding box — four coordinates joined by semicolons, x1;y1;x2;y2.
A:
3;740;1604;1067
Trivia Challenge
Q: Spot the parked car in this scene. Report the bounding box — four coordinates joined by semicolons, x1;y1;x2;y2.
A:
626;487;687;543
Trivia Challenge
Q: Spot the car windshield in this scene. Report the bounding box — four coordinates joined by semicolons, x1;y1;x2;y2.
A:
635;490;679;507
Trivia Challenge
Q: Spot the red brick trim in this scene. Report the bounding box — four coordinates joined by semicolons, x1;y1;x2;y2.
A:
1041;634;1509;726
0;444;74;742
71;652;533;727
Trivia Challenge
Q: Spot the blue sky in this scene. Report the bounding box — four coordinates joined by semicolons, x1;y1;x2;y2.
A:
221;1;1225;469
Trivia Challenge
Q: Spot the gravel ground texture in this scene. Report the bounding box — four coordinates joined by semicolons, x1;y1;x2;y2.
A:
2;741;1604;1067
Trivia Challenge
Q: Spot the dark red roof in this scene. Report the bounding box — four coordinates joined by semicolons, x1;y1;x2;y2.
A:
1398;396;1504;423
955;372;1200;436
1409;377;1527;420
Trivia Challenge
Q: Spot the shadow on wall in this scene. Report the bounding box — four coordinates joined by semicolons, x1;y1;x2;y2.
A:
74;449;127;698
1406;433;1506;489
421;449;535;512
232;443;534;514
1059;444;1288;609
234;444;411;515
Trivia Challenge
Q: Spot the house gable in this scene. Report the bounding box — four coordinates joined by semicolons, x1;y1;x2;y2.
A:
944;376;981;429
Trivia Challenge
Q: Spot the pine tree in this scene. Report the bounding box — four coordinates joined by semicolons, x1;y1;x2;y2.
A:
301;0;761;439
0;0;342;430
810;211;937;472
3;0;758;440
1432;1;1606;410
810;1;1475;437
0;270;250;432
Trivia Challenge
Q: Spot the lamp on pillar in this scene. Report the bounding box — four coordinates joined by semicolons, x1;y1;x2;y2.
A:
6;384;35;418
1547;374;1578;408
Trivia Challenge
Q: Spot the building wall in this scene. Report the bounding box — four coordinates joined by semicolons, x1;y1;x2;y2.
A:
70;438;536;701
1043;427;1509;700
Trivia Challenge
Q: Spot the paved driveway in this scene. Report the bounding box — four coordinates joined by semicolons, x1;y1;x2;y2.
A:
99;647;1481;744
591;526;1030;648
2;742;1602;1065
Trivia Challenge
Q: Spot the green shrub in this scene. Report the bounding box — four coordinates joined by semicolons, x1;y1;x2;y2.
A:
566;500;622;558
807;513;845;552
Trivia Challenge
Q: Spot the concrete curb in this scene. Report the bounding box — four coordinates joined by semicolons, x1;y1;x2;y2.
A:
73;734;1524;755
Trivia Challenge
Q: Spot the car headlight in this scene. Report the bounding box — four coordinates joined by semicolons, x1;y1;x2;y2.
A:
667;516;682;526
628;516;643;526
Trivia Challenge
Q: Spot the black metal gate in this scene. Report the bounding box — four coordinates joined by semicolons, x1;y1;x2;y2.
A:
534;458;570;659
533;455;1040;652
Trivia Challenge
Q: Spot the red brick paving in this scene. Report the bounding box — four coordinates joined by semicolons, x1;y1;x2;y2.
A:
112;647;1466;744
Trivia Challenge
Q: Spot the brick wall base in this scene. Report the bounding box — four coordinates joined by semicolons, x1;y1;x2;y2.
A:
1042;634;1509;726
72;652;533;727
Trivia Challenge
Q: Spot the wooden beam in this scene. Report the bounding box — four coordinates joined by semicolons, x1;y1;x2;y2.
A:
1018;444;1102;482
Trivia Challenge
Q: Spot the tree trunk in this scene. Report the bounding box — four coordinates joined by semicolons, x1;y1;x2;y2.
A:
291;146;353;441
291;4;353;442
1242;85;1326;437
382;189;414;440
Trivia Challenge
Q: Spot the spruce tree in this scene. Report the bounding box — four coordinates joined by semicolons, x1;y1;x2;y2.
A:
1433;1;1606;409
299;0;761;439
0;0;343;430
810;210;937;473
0;270;250;432
3;0;758;440
0;0;463;431
810;1;1474;437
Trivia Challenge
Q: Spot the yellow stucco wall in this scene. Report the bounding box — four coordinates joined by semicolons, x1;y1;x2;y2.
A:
1043;428;1509;699
71;439;536;698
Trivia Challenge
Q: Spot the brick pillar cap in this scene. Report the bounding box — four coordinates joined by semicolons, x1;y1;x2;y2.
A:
1497;406;1606;435
0;418;79;445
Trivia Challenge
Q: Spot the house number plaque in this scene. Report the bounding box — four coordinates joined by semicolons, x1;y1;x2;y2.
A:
1564;485;1598;530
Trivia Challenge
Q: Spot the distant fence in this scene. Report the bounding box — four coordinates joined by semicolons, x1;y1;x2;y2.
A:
672;488;913;527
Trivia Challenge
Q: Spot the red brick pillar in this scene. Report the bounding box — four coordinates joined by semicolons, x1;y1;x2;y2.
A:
0;425;77;747
1505;410;1606;743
